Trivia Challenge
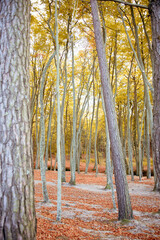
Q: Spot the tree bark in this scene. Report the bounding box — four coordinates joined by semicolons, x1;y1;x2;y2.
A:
70;36;76;185
85;59;96;173
0;0;36;239
94;92;100;175
127;57;134;180
45;94;55;169
90;0;133;220
101;88;116;209
39;52;55;203
150;0;160;182
55;0;62;221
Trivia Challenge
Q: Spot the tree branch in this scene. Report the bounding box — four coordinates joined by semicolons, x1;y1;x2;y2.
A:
97;0;148;9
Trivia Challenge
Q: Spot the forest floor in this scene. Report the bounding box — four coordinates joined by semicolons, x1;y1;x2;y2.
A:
34;161;160;240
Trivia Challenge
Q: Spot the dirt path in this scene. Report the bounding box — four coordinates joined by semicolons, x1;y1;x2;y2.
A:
34;170;160;240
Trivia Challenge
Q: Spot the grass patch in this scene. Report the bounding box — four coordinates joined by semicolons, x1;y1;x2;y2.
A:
120;219;131;225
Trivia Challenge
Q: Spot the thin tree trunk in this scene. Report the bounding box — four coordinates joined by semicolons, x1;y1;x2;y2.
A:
138;106;145;181
94;93;100;175
101;89;116;209
60;18;70;182
40;52;55;202
70;36;76;185
85;61;96;173
90;0;133;220
35;95;40;169
133;77;139;176
50;132;53;170
55;0;61;221
45;94;55;169
127;57;134;180
75;75;93;172
101;88;111;187
113;30;118;100
146;107;151;179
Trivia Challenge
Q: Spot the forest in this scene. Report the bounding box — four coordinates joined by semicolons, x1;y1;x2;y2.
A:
0;0;160;239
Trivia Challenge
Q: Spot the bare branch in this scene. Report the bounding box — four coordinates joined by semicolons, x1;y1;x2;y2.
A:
97;0;148;9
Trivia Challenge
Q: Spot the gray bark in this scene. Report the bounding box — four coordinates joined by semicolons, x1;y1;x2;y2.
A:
45;94;55;169
90;0;133;220
55;0;62;221
70;37;76;185
127;57;134;180
39;52;55;202
145;102;151;179
101;89;116;209
60;17;71;183
150;0;160;183
75;76;93;172
138;106;145;181
85;60;96;173
133;78;139;176
94;93;100;175
0;0;36;239
35;95;40;169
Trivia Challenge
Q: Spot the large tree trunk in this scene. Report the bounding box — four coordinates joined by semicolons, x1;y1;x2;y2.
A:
0;0;36;239
150;0;160;183
90;0;133;220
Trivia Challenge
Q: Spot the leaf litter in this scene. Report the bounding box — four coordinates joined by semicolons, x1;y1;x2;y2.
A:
34;165;160;240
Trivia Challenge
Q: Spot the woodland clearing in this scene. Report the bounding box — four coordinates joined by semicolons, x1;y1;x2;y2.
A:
35;161;160;240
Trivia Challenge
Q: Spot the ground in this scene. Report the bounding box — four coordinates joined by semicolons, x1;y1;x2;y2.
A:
34;162;160;240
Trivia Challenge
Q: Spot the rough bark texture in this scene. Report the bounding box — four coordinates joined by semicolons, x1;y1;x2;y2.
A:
0;0;36;239
90;0;133;220
150;0;160;182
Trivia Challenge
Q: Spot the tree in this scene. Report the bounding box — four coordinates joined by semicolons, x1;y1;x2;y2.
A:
150;0;160;184
70;35;76;185
55;0;62;221
0;0;36;239
90;0;133;220
39;52;55;203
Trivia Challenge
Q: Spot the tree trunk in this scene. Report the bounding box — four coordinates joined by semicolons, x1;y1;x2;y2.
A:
101;89;116;209
90;0;133;220
0;0;36;239
150;0;160;183
127;57;134;180
85;61;96;173
94;93;100;175
60;22;70;182
70;36;76;185
146;107;151;179
39;52;55;203
133;77;139;176
45;94;55;169
55;0;62;221
35;96;40;169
